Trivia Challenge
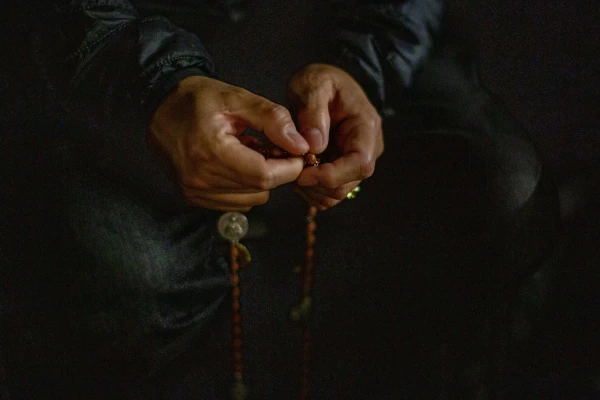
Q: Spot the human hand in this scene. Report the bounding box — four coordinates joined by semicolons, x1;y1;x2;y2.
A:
287;64;384;210
149;76;309;211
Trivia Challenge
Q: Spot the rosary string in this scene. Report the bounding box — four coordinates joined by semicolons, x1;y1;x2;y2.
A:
219;145;321;400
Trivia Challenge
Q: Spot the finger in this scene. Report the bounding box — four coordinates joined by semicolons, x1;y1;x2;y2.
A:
301;181;361;201
294;186;341;211
181;181;263;194
229;93;309;155
292;87;333;154
297;123;378;188
214;139;304;189
296;152;373;188
185;191;270;211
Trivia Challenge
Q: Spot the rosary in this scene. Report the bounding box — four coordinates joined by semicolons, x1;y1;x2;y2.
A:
216;140;360;400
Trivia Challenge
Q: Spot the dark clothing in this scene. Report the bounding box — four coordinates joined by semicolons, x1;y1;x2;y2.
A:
1;0;443;130
0;1;558;399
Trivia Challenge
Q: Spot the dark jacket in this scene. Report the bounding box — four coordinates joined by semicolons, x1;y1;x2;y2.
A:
0;0;443;133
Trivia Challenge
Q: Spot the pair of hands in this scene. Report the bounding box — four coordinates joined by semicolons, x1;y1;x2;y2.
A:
149;64;383;212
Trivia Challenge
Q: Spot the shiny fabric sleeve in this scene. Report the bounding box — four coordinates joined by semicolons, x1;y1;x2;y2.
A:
23;0;215;128
331;0;445;109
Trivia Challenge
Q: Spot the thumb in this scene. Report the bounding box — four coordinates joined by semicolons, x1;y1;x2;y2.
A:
291;87;332;154
232;92;309;155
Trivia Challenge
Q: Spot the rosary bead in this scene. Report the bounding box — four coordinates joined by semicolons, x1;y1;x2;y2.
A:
305;248;314;259
304;153;318;166
271;147;285;158
303;274;312;286
307;221;317;233
231;379;249;400
218;212;249;242
308;206;318;218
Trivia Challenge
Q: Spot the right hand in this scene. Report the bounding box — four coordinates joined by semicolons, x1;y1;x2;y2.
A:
149;76;309;212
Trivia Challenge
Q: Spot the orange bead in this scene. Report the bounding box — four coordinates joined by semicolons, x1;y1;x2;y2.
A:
231;245;239;258
304;274;312;286
305;248;314;259
271;147;285;158
307;221;316;233
305;153;318;165
231;274;239;286
306;234;316;246
308;206;318;218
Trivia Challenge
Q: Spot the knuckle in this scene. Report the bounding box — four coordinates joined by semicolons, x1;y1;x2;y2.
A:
179;174;198;189
332;187;350;200
179;173;209;190
365;112;382;133
358;156;375;180
253;168;275;191
266;103;291;123
253;192;270;206
321;197;339;208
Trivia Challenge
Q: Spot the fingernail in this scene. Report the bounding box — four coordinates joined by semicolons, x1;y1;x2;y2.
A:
300;128;322;151
285;127;309;150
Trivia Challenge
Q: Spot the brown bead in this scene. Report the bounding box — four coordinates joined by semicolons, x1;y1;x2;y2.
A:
232;287;241;298
303;274;312;286
233;325;242;336
308;206;318;218
232;300;240;311
231;274;239;286
306;234;316;246
305;261;313;272
234;364;243;373
307;221;317;233
233;338;243;348
305;153;318;165
234;352;243;361
231;245;239;258
233;314;241;324
305;248;314;259
271;147;285;158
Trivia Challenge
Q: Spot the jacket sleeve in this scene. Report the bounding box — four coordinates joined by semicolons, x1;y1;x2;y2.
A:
330;0;445;110
13;0;215;129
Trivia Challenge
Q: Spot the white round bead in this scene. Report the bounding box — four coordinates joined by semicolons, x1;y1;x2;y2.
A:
218;212;249;242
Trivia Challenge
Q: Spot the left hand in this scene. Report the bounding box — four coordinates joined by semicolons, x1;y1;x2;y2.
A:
287;63;384;210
